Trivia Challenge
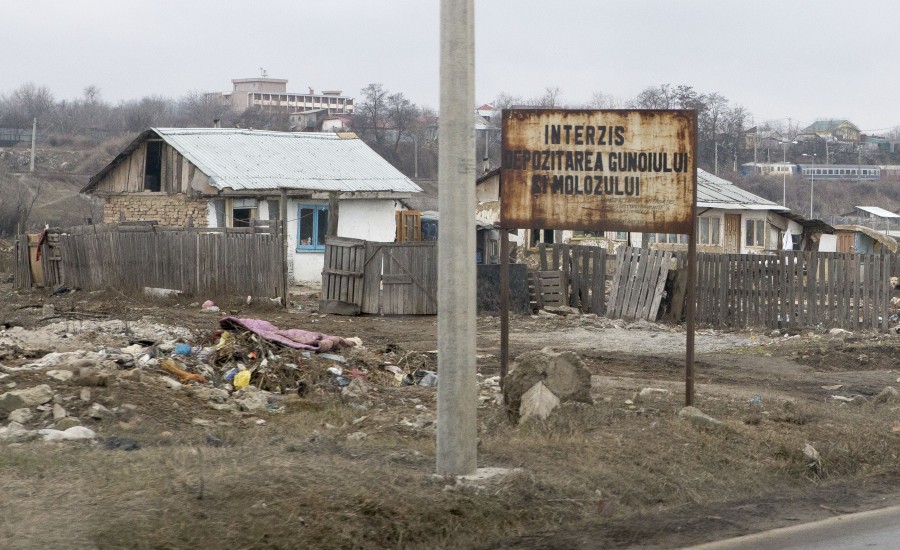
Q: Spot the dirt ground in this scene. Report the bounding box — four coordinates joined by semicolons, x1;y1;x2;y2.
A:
2;282;900;549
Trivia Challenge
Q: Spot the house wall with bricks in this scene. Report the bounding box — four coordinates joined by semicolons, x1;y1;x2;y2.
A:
103;194;209;227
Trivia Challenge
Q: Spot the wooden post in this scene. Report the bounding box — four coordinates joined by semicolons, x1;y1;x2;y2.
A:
327;191;340;237
500;228;509;386
280;189;289;308
685;115;699;407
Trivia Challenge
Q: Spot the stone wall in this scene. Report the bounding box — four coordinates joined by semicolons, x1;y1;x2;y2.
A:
103;194;209;227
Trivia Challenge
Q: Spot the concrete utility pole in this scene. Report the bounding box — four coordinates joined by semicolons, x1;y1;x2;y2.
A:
436;0;477;476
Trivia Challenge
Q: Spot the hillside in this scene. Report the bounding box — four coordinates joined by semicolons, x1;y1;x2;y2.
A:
726;171;900;220
0;137;130;235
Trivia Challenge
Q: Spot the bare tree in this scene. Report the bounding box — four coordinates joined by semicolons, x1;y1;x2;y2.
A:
177;90;234;127
118;95;177;132
586;91;625;109
353;83;389;148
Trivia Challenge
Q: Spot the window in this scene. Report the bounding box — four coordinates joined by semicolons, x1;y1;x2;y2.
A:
745;219;765;247
615;231;627;240
144;141;162;192
298;205;328;251
698;216;720;245
267;200;280;222
227;198;258;228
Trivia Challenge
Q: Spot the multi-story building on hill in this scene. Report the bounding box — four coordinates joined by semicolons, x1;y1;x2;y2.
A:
208;77;354;115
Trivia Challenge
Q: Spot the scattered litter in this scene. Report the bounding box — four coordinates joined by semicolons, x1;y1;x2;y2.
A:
233;369;251;390
161;358;208;384
219;317;357;352
403;369;438;387
102;436;141;451
173;343;192;355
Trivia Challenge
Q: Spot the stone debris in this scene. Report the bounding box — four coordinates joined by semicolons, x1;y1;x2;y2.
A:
46;369;74;382
0;421;32;442
637;387;671;400
678;406;723;426
38;426;96;442
519;381;561;422
503;347;592;422
86;403;114;420
0;384;54;412
8;408;33;424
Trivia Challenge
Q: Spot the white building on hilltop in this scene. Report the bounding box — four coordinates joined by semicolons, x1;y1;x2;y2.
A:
208;77;354;115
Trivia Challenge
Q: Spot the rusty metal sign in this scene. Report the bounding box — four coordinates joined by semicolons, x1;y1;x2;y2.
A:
500;109;697;234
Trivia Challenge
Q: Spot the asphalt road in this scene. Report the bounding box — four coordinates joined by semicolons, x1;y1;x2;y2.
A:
685;505;900;549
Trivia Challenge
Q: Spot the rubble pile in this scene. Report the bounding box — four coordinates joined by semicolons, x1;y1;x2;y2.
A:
0;315;476;445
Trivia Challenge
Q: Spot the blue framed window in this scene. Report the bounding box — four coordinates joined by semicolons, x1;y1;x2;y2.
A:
297;205;328;251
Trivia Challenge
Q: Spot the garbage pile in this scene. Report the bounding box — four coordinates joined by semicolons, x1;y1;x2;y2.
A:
118;316;435;397
0;315;456;443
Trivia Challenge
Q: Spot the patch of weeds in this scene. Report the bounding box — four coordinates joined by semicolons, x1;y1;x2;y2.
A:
770;401;816;425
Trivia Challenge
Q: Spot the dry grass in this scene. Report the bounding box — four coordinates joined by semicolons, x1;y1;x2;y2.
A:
2;380;899;549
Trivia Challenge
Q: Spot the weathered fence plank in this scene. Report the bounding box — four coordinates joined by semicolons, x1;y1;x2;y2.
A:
51;223;284;299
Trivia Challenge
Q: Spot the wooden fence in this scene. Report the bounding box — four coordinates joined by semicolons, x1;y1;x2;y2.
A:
535;243;608;314
19;223;286;299
693;251;894;331
532;244;896;331
607;247;672;321
322;237;437;315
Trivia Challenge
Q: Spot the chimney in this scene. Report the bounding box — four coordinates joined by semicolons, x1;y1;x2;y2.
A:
213;119;221;128
309;87;315;95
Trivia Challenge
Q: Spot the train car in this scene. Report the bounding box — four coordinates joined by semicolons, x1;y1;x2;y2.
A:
797;164;880;181
739;162;800;177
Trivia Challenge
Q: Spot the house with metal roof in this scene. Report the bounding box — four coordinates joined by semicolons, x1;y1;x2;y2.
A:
476;168;825;254
799;119;860;143
83;128;421;283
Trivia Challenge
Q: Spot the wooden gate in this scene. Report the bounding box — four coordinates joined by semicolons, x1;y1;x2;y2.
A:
362;241;437;314
321;238;437;315
320;237;367;315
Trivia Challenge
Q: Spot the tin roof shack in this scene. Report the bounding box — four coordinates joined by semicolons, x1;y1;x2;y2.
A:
833;225;898;254
83;128;421;283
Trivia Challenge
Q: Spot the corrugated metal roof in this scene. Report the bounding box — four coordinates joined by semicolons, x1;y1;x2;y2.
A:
113;128;421;193
697;168;788;211
802;119;856;133
855;206;899;218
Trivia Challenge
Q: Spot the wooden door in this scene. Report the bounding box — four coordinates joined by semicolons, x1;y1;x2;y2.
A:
724;214;741;254
836;233;854;253
320;236;366;315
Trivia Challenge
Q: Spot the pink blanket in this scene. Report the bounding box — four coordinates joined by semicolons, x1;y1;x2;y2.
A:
219;317;355;352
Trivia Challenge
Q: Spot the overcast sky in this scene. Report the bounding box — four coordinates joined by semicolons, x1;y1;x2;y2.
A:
4;0;898;132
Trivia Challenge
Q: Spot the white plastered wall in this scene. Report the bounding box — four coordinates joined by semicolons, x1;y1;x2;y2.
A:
287;198;401;284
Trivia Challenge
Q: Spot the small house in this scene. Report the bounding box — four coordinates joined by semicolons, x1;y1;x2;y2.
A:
476;168;817;254
82;128;421;283
833;225;898;254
